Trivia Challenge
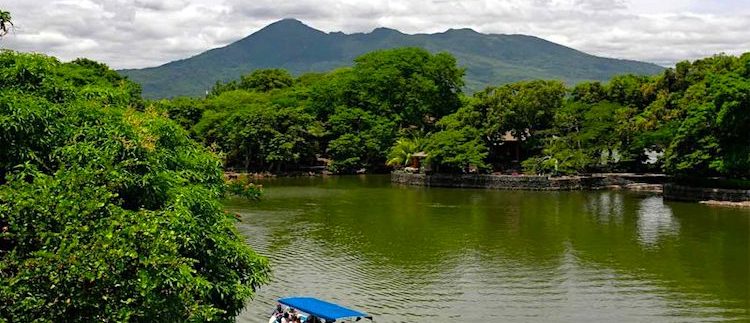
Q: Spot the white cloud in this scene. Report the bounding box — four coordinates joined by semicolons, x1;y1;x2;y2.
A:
1;0;748;69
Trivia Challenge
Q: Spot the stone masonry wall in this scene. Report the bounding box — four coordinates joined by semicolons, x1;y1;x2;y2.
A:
391;172;666;191
663;183;750;202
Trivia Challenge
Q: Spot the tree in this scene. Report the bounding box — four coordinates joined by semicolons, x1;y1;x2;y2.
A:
208;79;239;97
326;107;396;173
441;80;566;167
665;70;750;178
0;10;12;38
184;49;468;174
348;48;465;129
239;68;294;92
194;90;317;172
523;101;626;175
0;51;270;321
605;74;654;109
165;46;750;180
153;96;205;129
570;81;607;104
525;52;750;177
474;80;566;142
424;127;488;173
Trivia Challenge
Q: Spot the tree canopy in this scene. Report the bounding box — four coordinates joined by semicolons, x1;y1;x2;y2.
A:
520;53;749;177
158;49;748;180
0;50;269;321
185;47;465;173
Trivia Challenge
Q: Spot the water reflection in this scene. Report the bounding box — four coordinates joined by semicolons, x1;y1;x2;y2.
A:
586;192;625;224
637;196;680;247
229;176;749;322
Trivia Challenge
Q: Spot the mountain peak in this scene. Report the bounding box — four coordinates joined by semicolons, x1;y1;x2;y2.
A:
120;20;664;98
272;18;304;25
257;18;318;34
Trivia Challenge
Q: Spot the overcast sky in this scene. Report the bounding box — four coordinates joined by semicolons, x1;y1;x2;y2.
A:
1;0;748;69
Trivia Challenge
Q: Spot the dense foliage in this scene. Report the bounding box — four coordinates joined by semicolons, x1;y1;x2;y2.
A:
170;47;465;173
524;54;750;177
433;80;566;171
0;51;269;321
418;53;748;178
161;51;748;180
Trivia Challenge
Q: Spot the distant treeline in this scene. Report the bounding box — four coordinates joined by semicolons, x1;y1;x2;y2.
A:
154;48;749;179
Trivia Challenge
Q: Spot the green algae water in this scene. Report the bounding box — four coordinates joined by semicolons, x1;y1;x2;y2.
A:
230;175;749;322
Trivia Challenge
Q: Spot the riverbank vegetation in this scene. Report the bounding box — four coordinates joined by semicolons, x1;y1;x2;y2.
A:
157;49;748;181
158;48;464;174
0;50;269;321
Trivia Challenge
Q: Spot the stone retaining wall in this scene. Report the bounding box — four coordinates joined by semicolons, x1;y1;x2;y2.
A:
663;183;750;202
391;172;667;191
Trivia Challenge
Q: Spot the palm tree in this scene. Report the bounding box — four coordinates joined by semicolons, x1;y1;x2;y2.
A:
0;10;12;38
387;137;426;168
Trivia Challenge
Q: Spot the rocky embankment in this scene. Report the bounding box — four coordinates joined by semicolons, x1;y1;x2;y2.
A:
663;183;750;206
391;172;666;192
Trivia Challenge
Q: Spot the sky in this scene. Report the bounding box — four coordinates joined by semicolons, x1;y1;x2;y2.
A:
1;0;748;69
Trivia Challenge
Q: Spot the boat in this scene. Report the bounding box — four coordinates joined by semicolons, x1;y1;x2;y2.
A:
268;297;373;322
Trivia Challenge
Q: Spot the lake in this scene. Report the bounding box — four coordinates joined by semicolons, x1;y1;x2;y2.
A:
230;175;749;322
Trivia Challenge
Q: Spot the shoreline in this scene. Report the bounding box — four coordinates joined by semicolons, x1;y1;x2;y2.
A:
223;171;750;207
699;200;750;208
663;183;750;205
390;172;667;192
390;172;750;207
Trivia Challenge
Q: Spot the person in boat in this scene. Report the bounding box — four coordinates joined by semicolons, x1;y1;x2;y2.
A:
288;308;300;323
271;304;285;323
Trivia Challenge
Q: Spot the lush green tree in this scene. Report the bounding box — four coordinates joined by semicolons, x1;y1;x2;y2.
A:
570;81;607;104
194;90;318;172
473;80;566;141
298;48;466;172
152;96;206;130
208;69;294;97
0;51;269;321
326;107;396;173
305;68;356;121
239;68;294;92
208;79;239;97
604;74;654;109
185;48;467;174
166;48;749;180
523;101;626;174
0;10;11;37
664;66;750;178
349;48;465;129
523;53;749;177
424;127;488;173
432;80;565;168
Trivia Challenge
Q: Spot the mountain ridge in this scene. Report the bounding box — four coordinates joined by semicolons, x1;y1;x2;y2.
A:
119;19;664;98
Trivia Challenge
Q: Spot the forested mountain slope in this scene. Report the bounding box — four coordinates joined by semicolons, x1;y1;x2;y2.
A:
119;19;663;98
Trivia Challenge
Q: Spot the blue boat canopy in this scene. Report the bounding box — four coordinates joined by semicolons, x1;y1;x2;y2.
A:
278;297;372;322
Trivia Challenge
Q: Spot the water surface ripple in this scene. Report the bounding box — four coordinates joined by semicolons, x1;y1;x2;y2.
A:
230;176;749;322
